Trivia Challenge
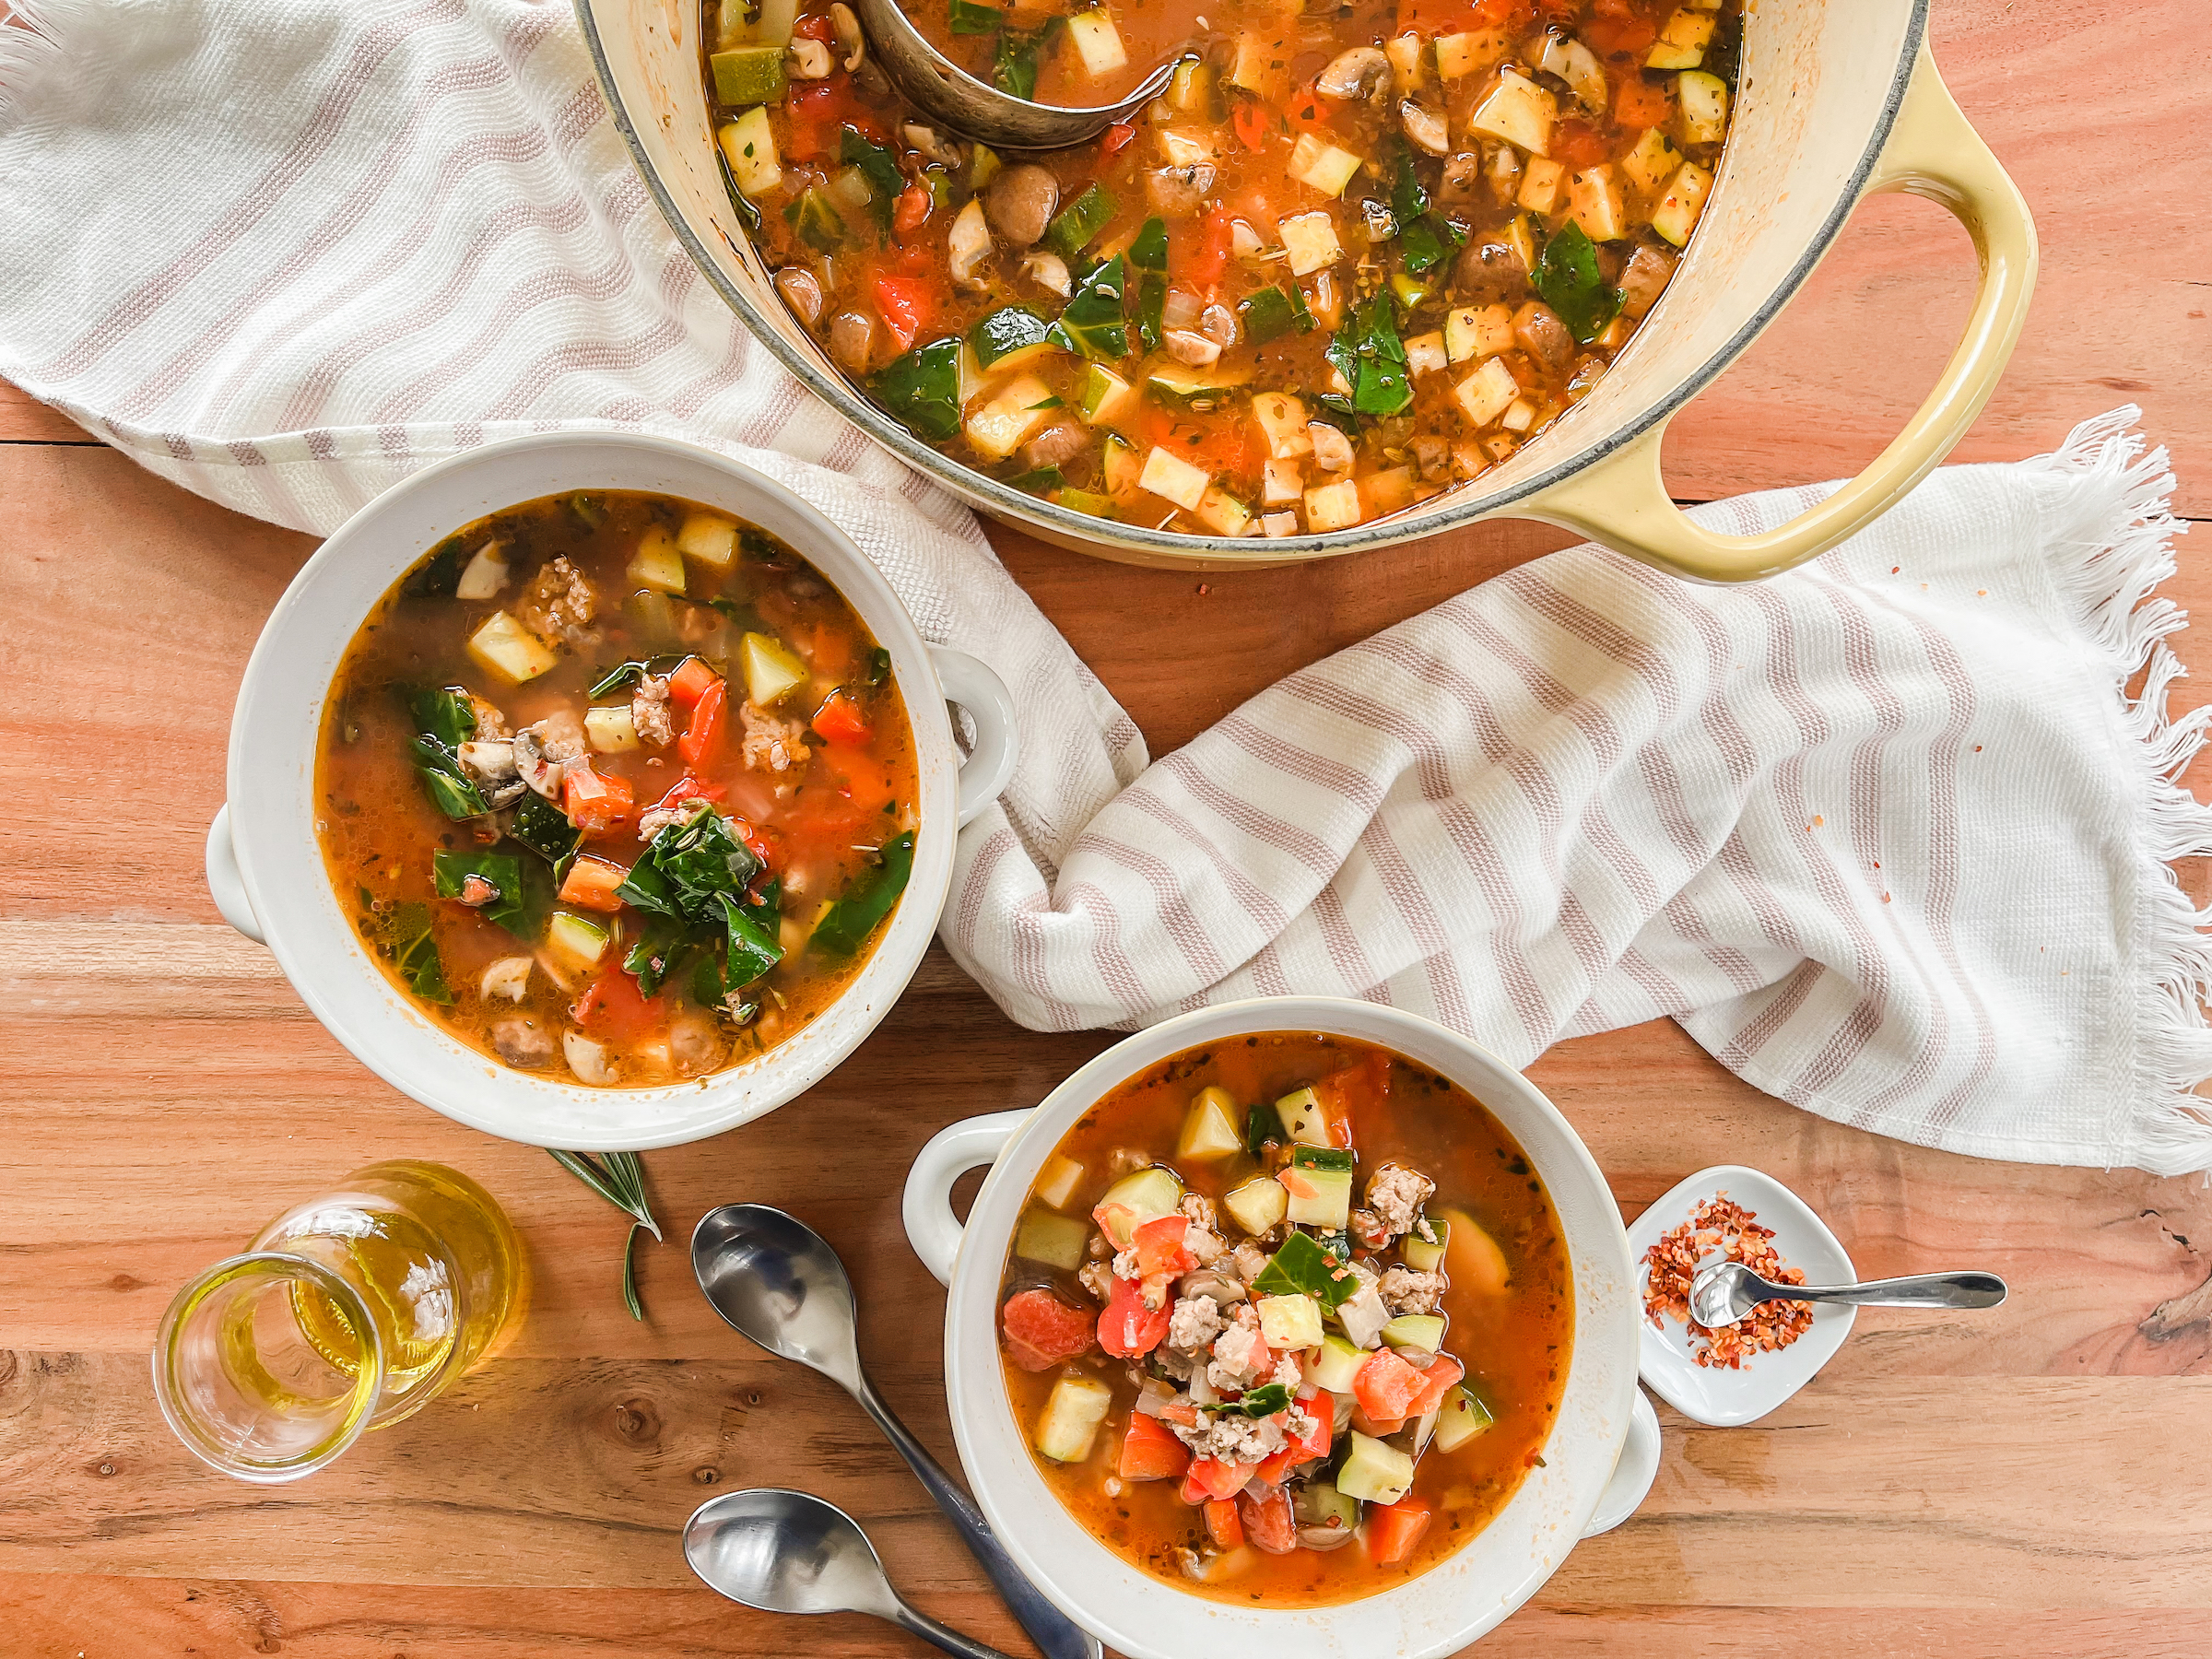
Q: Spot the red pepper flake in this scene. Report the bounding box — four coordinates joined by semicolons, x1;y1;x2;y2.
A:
1641;1194;1812;1370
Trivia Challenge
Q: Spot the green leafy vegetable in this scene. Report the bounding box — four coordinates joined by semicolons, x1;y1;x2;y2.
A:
1223;1382;1294;1418
1533;220;1621;346
1326;295;1413;419
864;647;892;687
622;912;700;998
1389;147;1429;228
1045;254;1128;361
1252;1229;1358;1309
511;794;580;870
406;685;477;747
719;889;786;987
1001;465;1065;496
568;491;609;528
431;847;551;943
1245;1102;1281;1157
410;750;488;819
840;124;902;236
1387;147;1464;275
385;900;452;1005
870;336;964;441
970;305;1055;369
1043;182;1118;262
402;536;467;598
810;831;916;955
993;22;1053;100
1238;284;1314;346
949;0;1001;31
547;1149;662;1321
782;184;846;253
1126;216;1169;351
618;806;763;925
403;688;488;820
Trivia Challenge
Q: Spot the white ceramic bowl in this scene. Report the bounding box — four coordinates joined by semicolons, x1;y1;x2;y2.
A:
901;997;1659;1659
204;430;1017;1151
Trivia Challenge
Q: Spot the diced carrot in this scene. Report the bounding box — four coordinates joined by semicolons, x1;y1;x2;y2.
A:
1203;1497;1243;1549
1550;117;1613;170
1614;73;1672;130
562;765;633;832
1406;1355;1466;1420
1231;99;1273;151
1349;1408;1407;1439
666;655;720;710
1171;205;1236;291
890;184;931;239
1098;1274;1171;1359
1353;1348;1429;1423
557;854;629;912
1367;1496;1433;1565
1118;1413;1192;1481
1239;1486;1298;1556
679;677;728;771
810;688;874;748
571;963;664;1043
1159;1398;1200;1428
1132;1214;1194;1278
1001;1289;1096;1372
809;624;855;677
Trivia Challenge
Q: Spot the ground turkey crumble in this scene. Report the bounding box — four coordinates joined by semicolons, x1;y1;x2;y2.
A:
1378;1265;1446;1316
516;557;598;645
630;673;676;747
1363;1163;1436;1243
740;699;812;775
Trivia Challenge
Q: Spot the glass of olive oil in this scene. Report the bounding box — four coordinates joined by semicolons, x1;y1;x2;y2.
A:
153;1160;526;1481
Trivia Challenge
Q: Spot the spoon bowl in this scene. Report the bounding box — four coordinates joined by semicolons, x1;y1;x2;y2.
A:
686;1488;900;1620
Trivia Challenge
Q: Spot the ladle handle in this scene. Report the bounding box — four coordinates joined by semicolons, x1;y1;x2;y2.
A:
889;1597;1018;1659
854;1374;1100;1659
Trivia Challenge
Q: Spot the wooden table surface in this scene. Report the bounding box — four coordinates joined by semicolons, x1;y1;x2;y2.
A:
6;2;2211;1653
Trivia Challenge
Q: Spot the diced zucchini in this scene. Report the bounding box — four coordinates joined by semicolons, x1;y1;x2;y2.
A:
711;44;787;106
546;911;610;973
1256;1292;1324;1351
1382;1313;1445;1352
454;540;508;601
1016;1208;1092;1271
1273;1086;1331;1146
1226;32;1286;99
1035;1153;1087;1211
1651;160;1713;246
1145;362;1246;411
1177;1085;1245;1163
1622;127;1683;194
584;704;640;753
1277;210;1343;277
1167;57;1211;112
1431;1383;1496;1453
1194;486;1251;537
1444;303;1512;363
1517;155;1566;214
1305;1332;1367;1394
1056;487;1114;519
1222;1173;1288;1236
783;185;845;253
1468;67;1556;157
1568;163;1626;241
1097;1166;1184;1245
626;524;687;594
964;372;1056;460
1043;182;1117;260
1036;1374;1113;1463
1138;445;1209;511
1101;432;1143;494
1438;1206;1511;1294
1434;27;1511;81
1455;357;1519;428
1279;1164;1351;1230
1293;1477;1360;1533
1677;70;1729;145
1064;7;1126;77
1646;7;1716;69
1287;132;1363;197
1335;1430;1416;1504
1302;478;1363;533
1500;211;1539;276
466;610;559;684
677;510;740;570
717;107;782;198
1077;363;1136;425
969;305;1059;372
740;630;807;706
1401;1216;1450;1273
1251;392;1312;458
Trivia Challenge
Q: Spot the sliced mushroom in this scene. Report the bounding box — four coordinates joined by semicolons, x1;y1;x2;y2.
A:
1297;1524;1358;1551
481;957;534;1002
1176;1268;1250;1304
774;265;824;327
1315;45;1391;101
1144;161;1217;219
828;309;875;372
1452;235;1530;303
562;1029;617;1085
1513;299;1573;370
491;1018;554;1068
947;196;993;288
1359;197;1395;244
1482;143;1523;203
1199;302;1240;349
983;163;1060;249
1229;217;1265;260
1162;328;1222;367
1618;241;1677;319
669;1011;728;1076
1399;99;1450;156
1020;249;1071;296
785;37;833;78
1021;418;1089;470
1436;149;1483;208
1537;29;1607;112
900;123;964;169
1309;420;1355;473
830;1;865;71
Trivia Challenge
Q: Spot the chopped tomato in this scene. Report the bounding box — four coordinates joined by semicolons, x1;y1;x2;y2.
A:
1396;0;1530;36
1180;1456;1255;1504
1132;1214;1194;1278
793;11;835;41
810;688;874;748
872;274;933;351
1100;121;1136;156
1171;204;1235;290
678;677;727;770
571;962;664;1042
1202;1497;1243;1549
666;655;720;710
557;854;629;912
1118;1413;1192;1481
1406;1354;1466;1420
1098;1274;1171;1359
1313;1050;1388;1148
563;765;633;832
1352;1348;1429;1423
809;624;855;677
783;79;885;160
1614;73;1672;130
1367;1496;1433;1565
891;184;932;239
1231;99;1274;151
1239;1486;1298;1556
1092;1199;1136;1245
1550;117;1614;171
1159;1398;1200;1429
1583;0;1658;58
1254;1405;1332;1484
1350;1406;1407;1438
1001;1289;1096;1372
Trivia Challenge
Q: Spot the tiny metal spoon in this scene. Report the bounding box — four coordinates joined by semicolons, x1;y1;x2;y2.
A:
692;1204;1099;1659
1689;1260;2009;1328
686;1488;1013;1659
846;0;1187;150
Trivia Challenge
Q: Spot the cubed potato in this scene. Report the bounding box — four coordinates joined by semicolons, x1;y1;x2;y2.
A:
1361;465;1417;515
1288;132;1363;197
1404;331;1447;378
627;524;687;594
1646;8;1716;69
1064;8;1127;77
1468;67;1555;157
1455;356;1520;427
1303;477;1364;532
1567;163;1626;241
1435;27;1511;79
1263;456;1303;506
1157;127;1217;168
584;704;640;753
1139;445;1210;510
1226;32;1288;99
1516;156;1566;214
1500;397;1536;432
1445;302;1514;362
676;510;740;570
467;610;559;683
1261;511;1299;537
1194;486;1252;536
1277;211;1343;276
1621;127;1682;194
963;373;1056;459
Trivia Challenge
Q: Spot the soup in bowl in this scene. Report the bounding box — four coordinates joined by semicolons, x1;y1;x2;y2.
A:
903;998;1653;1656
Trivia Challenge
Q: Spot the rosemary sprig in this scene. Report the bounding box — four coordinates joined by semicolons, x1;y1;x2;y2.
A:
549;1149;664;1320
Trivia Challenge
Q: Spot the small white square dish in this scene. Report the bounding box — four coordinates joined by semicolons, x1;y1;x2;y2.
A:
1627;1165;1857;1427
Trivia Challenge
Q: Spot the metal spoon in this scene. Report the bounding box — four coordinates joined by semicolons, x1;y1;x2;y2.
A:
1689;1260;2009;1328
846;0;1187;149
691;1204;1099;1659
685;1488;1012;1659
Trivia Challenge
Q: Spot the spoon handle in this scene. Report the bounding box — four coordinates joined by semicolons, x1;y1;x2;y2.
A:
1771;1270;2008;1311
854;1374;1100;1659
888;1598;1018;1659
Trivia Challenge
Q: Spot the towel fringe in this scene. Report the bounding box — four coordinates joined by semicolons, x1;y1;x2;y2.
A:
2034;407;2212;1174
0;0;67;123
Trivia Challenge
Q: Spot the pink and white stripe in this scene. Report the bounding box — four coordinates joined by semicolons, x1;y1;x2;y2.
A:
6;1;2208;1170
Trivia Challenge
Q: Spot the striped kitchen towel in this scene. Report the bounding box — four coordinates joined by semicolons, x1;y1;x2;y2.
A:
6;0;2207;1171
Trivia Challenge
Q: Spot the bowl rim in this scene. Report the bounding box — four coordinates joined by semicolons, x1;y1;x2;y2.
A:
224;428;961;1150
934;995;1639;1658
571;0;1931;564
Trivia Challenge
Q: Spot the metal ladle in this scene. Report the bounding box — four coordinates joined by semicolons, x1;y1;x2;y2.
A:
844;0;1186;149
1689;1260;2009;1327
686;1488;1012;1659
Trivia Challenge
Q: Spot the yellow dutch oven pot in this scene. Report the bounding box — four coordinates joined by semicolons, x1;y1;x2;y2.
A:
572;0;2035;581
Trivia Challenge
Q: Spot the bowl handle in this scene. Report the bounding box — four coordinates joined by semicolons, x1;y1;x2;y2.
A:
929;646;1020;829
902;1110;1030;1286
1518;41;2037;582
205;805;267;946
1582;1385;1662;1537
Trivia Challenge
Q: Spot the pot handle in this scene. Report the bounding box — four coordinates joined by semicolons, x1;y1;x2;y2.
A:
205;805;266;946
1519;42;2036;583
902;1110;1030;1287
929;645;1020;829
1582;1385;1662;1536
